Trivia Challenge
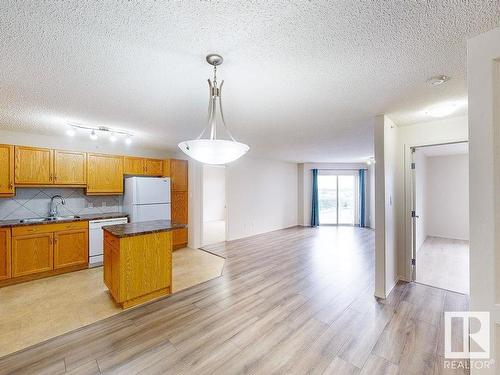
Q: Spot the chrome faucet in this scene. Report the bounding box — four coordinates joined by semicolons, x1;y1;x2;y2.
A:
49;195;66;217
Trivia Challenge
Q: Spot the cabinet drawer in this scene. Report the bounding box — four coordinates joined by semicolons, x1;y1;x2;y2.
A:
12;221;88;237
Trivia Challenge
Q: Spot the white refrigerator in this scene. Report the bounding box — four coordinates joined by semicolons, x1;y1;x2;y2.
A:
123;177;171;222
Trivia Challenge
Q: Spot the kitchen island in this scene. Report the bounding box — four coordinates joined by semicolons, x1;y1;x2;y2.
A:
102;220;186;309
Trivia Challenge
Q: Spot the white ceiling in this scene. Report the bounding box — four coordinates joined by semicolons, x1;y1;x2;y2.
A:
420;142;468;157
0;2;498;162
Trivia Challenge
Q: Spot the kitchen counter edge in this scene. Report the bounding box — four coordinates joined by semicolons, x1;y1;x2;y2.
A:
0;213;129;228
102;220;186;238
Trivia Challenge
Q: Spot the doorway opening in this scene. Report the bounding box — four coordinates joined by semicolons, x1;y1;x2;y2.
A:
202;165;226;246
318;172;357;225
411;141;469;294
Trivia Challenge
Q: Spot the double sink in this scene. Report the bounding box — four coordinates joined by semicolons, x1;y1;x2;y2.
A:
19;215;81;223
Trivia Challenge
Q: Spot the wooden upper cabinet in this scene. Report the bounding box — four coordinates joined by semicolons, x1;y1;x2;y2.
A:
162;159;171;177
54;150;86;185
86;153;124;194
15;146;53;185
0;228;11;280
0;145;14;195
170;159;188;192
124;157;145;175
11;233;53;277
144;159;163;176
124;157;163;176
54;228;88;269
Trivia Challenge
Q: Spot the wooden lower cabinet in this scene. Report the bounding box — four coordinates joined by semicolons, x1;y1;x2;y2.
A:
173;228;188;250
1;221;89;287
0;228;11;280
12;233;53;277
54;229;88;269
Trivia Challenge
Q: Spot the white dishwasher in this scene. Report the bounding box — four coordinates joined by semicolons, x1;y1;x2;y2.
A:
89;217;128;267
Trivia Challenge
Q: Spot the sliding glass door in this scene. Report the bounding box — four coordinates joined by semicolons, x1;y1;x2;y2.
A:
318;175;338;224
318;174;356;225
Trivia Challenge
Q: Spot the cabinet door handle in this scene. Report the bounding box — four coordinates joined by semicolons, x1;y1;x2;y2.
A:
8;182;13;190
49;174;53;181
54;175;57;182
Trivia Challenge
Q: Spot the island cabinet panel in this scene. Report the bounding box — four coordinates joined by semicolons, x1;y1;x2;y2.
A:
0;228;11;280
86;153;124;195
12;233;53;277
54;229;88;269
54;150;86;185
15;146;53;185
123;157;144;175
103;231;172;309
0;145;14;196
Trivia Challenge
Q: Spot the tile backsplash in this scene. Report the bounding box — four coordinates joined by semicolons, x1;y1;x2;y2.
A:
0;188;123;220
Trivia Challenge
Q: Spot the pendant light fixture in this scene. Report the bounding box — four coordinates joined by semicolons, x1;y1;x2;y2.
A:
178;54;249;165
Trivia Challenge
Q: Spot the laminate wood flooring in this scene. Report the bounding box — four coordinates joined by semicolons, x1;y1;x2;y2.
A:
0;248;224;357
0;226;469;374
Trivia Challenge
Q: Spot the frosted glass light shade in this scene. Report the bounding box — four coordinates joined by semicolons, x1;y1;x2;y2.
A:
178;139;249;165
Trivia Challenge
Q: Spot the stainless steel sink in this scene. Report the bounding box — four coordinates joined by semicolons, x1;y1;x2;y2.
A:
53;215;81;221
19;215;81;223
19;218;47;223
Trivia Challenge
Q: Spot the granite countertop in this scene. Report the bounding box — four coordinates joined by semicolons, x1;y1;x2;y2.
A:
0;212;129;228
102;220;186;238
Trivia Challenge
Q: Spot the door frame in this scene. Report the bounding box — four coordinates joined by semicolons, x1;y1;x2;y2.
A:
317;170;360;226
406;140;469;282
200;164;227;246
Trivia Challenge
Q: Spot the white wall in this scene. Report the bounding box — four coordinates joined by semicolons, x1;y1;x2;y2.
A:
226;157;298;241
0;129;169;158
188;156;299;248
399;116;468;281
367;163;376;229
467;25;500;375
426;154;469;240
415;149;427;251
374;115;400;298
202;165;226;222
298;162;373;227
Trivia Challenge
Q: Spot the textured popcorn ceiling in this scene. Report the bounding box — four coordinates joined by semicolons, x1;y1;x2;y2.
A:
0;1;498;162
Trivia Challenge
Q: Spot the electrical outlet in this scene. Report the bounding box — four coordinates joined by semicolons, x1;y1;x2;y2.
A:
102;201;107;207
